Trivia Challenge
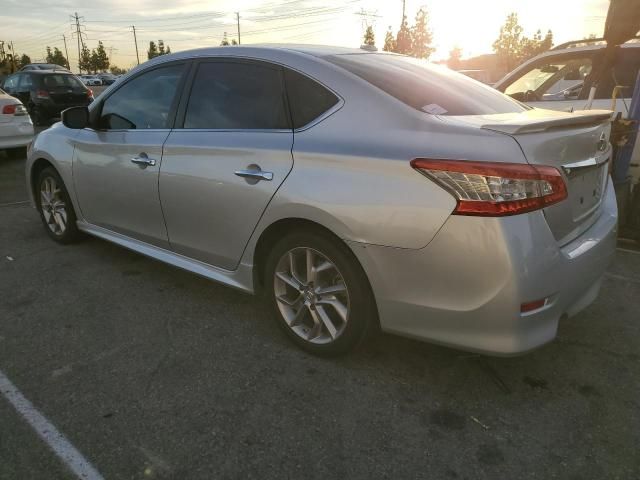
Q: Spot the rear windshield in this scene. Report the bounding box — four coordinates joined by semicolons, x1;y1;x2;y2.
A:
42;74;84;89
325;53;526;116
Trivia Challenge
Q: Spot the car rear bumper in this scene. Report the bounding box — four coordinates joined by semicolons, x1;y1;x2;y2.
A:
0;121;34;149
349;177;618;355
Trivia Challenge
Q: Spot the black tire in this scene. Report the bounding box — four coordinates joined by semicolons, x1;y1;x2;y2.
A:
6;146;27;159
264;228;377;356
36;167;82;244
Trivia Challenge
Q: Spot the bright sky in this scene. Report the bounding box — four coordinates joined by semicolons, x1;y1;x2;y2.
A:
1;0;609;70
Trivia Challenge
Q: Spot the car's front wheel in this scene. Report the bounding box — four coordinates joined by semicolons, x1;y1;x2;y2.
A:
264;229;376;356
36;167;81;244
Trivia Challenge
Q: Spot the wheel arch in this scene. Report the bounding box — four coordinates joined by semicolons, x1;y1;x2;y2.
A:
29;157;56;204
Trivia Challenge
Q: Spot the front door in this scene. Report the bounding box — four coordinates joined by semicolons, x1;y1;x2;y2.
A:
160;59;294;270
72;63;188;249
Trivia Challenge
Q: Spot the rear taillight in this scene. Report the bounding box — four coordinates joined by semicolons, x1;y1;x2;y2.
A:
36;90;49;99
1;104;27;115
411;159;567;216
87;89;94;99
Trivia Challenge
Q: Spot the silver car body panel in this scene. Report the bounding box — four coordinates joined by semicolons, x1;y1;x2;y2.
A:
26;45;618;355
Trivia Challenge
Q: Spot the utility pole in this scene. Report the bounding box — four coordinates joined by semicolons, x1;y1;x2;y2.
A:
401;0;406;21
131;25;140;65
62;34;70;69
235;12;241;45
73;12;82;73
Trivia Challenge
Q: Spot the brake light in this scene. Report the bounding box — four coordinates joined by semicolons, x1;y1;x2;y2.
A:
521;298;547;313
410;159;567;216
87;89;93;99
2;104;16;114
36;90;49;99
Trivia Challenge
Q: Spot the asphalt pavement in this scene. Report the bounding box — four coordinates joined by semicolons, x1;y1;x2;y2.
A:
1;147;639;480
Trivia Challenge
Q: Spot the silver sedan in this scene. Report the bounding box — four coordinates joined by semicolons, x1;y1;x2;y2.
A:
26;46;617;356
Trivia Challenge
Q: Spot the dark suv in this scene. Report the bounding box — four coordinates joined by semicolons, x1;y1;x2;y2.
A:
1;70;93;126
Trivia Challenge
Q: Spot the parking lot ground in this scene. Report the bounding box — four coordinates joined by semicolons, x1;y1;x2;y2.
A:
1;149;639;480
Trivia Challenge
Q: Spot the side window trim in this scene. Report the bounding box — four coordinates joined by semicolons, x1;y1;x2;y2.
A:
174;57;292;132
91;60;192;132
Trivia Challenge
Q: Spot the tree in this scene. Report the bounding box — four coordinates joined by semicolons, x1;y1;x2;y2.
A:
220;33;230;46
158;40;166;56
493;13;553;70
45;47;67;67
79;44;92;73
110;65;127;75
363;25;375;47
383;27;396;52
93;41;110;72
147;41;158;60
521;29;553;61
18;54;31;69
230;39;238;46
447;46;462;70
395;16;412;54
410;7;435;59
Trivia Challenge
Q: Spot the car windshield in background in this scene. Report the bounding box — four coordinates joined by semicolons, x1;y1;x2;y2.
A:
325;53;526;116
43;74;84;89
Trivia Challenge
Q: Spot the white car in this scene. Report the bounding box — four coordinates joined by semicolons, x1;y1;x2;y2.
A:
0;88;34;157
80;75;102;86
495;37;640;184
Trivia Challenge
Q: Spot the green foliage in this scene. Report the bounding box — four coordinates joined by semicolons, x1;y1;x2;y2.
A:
363;25;375;47
110;65;127;75
79;44;92;73
383;27;396;52
384;7;435;59
148;40;170;60
411;8;435;59
19;54;31;68
395;16;412;55
45;47;67;67
447;46;462;70
493;13;553;70
220;33;230;46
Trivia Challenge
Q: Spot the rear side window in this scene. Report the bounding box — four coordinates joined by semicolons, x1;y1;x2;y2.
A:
18;74;33;89
43;74;84;89
326;53;525;116
183;61;289;130
284;69;339;128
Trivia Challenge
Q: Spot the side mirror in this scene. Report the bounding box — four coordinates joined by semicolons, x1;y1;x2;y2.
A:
61;106;89;129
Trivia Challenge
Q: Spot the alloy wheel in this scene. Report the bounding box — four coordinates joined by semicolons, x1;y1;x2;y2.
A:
273;247;350;345
40;176;68;236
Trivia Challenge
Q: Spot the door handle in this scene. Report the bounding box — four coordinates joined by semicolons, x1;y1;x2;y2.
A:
234;169;273;181
131;154;156;167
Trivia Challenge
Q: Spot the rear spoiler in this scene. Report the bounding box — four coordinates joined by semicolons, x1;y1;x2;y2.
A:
480;110;612;135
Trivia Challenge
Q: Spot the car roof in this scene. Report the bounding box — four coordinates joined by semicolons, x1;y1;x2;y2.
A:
530;38;640;60
20;70;74;75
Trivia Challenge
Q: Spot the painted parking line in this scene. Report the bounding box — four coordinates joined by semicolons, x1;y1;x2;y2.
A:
0;200;30;208
0;370;104;480
617;247;640;255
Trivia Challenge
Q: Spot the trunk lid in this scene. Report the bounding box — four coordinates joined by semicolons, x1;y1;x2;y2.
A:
444;108;612;245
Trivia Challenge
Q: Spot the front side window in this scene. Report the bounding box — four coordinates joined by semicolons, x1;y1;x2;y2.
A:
284;68;339;128
100;64;185;130
183;61;289;130
503;57;592;102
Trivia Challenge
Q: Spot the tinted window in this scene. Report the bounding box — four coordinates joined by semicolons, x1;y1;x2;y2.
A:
42;74;84;89
184;61;289;129
18;74;33;89
284;69;339;128
326;53;525;116
3;75;18;91
100;64;184;130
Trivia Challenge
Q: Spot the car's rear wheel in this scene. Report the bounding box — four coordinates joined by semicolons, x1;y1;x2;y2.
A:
36;167;81;244
264;229;376;356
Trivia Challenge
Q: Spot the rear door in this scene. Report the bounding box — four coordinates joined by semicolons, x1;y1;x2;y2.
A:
160;58;294;270
73;62;188;248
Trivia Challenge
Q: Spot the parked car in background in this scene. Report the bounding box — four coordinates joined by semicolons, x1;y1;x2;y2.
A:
20;63;70;72
98;73;118;85
0;87;34;158
495;37;640;185
80;75;103;86
27;46;617;356
1;71;93;126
